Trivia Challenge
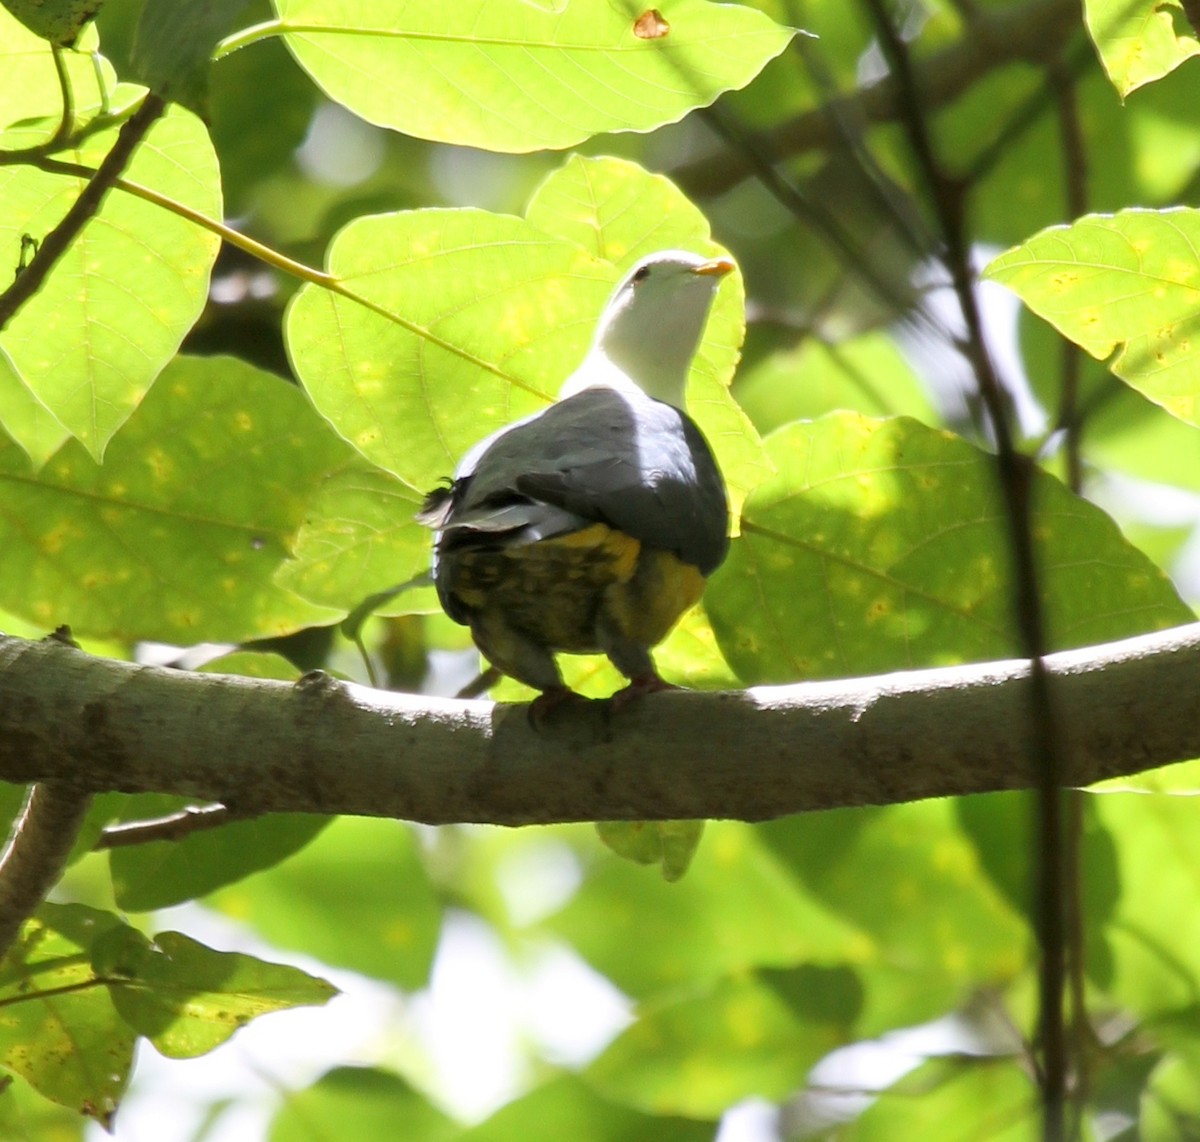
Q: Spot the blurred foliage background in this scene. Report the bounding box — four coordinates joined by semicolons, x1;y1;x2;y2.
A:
4;0;1200;1138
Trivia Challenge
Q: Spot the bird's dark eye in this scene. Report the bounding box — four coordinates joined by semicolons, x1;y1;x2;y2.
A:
631;264;651;284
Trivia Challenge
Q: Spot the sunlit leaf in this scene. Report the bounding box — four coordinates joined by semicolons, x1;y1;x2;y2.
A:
270;0;794;152
986;209;1200;428
1084;0;1200;97
0;103;221;458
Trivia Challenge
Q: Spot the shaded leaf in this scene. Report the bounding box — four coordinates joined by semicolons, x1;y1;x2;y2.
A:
595;820;705;882
551;821;868;998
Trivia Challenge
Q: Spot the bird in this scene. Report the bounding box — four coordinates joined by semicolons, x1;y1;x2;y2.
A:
417;249;734;716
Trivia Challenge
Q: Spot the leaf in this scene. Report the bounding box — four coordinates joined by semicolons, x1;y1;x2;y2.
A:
269;1066;455;1142
288;158;752;535
706;413;1192;685
985;209;1200;428
594;820;705;882
0;102;222;458
585;973;840;1116
0;904;135;1125
0;355;352;642
96;928;336;1059
1084;0;1200;97
209;817;442;989
270;0;795;153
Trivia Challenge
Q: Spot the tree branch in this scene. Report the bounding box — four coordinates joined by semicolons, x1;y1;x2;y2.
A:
0;782;92;958
0;626;1198;825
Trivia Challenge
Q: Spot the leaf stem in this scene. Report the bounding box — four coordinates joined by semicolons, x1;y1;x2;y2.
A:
213;19;286;59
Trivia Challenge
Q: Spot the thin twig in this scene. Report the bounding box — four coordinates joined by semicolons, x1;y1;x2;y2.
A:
0;93;165;334
858;1;1068;1137
0;783;93;960
94;804;241;850
675;0;1080;197
1051;59;1090;1142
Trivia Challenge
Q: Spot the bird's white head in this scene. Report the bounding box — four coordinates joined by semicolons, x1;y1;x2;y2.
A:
565;249;736;410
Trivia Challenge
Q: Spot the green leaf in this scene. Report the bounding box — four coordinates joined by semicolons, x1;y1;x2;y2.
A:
985;209;1200;428
0;904;134;1125
209;817;442;989
594;820;705;882
586;973;839;1116
270;1066;455;1142
1084;0;1200;98
95;927;335;1059
269;0;794;153
110;808;330;912
461;1074;711;1142
847;1057;1038;1141
706;414;1191;685
0;103;222;458
0;355;352;642
274;462;437;612
551;821;868;999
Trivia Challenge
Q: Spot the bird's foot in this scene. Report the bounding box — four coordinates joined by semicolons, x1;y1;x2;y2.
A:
610;672;680;712
527;685;584;728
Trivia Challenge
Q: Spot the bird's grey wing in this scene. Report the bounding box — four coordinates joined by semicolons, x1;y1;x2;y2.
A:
510;387;729;575
429;386;728;574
